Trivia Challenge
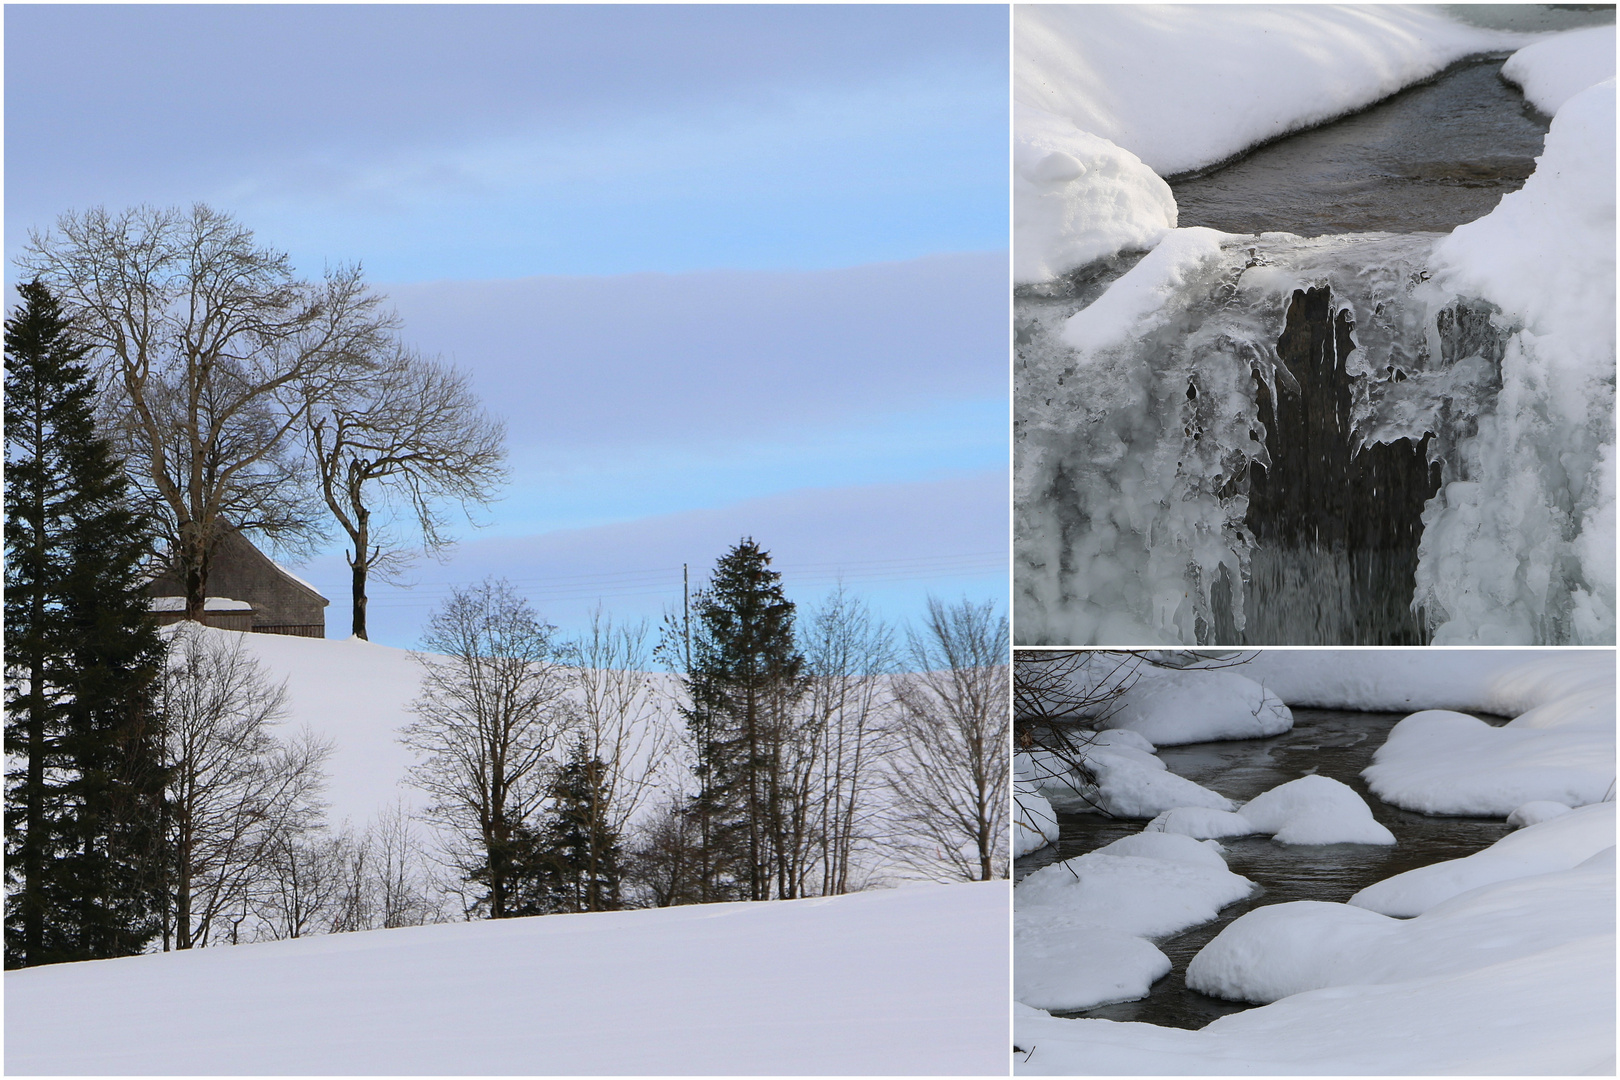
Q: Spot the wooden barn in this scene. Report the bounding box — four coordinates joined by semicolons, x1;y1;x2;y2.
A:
148;526;328;638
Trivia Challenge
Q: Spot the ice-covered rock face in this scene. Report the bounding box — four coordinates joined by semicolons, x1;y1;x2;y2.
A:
1015;223;1606;646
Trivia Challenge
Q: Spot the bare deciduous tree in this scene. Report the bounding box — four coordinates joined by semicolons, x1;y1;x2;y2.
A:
887;597;1009;883
306;347;506;640
155;625;331;948
20;204;394;619
799;586;896;896
401;579;575;919
565;610;673;911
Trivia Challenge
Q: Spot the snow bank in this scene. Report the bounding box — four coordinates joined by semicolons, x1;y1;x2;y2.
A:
1015;6;1528;179
1014;105;1176;284
1237;648;1610;715
1015;776;1060;858
1018;854;1614;1073
1507;799;1572;828
1351;801;1614;916
1100;666;1292;746
1188;848;1613;1004
1415;77;1617;644
1502;25;1616;114
1023;738;1236;821
1238;775;1395;846
5;882;1009;1075
1015;832;1252;1011
1362;682;1615;816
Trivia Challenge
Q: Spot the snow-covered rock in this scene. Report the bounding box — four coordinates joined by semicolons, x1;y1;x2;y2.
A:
1361;683;1615;816
1015;780;1061;858
1236;775;1395;846
1187;848;1613;1005
1099;667;1293;746
1015;831;1253;1011
1143;806;1257;840
1021;736;1236;821
1014;105;1176;283
1351;801;1614;917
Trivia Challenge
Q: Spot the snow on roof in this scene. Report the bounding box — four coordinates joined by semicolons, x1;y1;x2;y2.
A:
150;597;253;613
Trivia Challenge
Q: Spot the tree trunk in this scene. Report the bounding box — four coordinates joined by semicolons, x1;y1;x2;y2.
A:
350;509;370;640
179;519;210;624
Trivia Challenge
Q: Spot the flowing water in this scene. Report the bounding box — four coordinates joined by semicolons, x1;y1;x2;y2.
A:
1013;708;1515;1030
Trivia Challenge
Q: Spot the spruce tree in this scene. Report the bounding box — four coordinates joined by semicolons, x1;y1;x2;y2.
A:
681;539;806;902
4;280;169;967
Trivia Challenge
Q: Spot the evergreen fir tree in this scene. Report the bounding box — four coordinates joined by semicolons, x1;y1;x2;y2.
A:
681;539;806;902
4;279;170;967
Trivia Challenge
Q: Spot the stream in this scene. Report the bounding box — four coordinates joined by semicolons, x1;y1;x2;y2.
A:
1014;708;1516;1030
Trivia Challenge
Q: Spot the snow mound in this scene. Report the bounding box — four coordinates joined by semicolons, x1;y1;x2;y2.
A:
1014;104;1176;284
1015;779;1060;858
1016;831;1253;1011
1238;775;1396;847
1417;78;1617;644
1187;850;1613;1006
1350;801;1614;917
1502;25;1616;114
1015;925;1170;1013
1507;800;1573;828
1017;934;1615;1075
1144;806;1257;840
1362;685;1616;816
1022;738;1235;821
1101;668;1293;746
1015;6;1528;177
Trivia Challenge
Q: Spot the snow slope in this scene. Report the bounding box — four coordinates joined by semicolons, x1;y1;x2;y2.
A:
5;881;1009;1075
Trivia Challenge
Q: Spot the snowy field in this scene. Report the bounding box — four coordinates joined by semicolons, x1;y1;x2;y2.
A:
5;880;1009;1075
1014;650;1616;1074
1014;6;1617;645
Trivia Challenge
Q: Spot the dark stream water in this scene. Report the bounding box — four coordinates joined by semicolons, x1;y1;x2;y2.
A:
1013;708;1515;1030
1169;55;1551;237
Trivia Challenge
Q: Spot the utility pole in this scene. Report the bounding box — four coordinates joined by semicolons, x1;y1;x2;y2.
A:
683;563;691;670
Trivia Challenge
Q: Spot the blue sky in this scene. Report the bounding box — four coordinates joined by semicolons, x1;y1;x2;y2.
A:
6;5;1010;648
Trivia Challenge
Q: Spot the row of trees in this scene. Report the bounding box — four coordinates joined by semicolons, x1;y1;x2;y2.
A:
19;203;507;640
403;544;1010;921
4;212;1011;965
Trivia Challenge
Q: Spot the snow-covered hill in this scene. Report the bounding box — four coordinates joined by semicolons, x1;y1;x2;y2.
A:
6;880;1010;1074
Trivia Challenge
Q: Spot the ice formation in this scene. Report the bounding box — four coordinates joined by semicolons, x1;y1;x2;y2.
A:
1014;17;1615;646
